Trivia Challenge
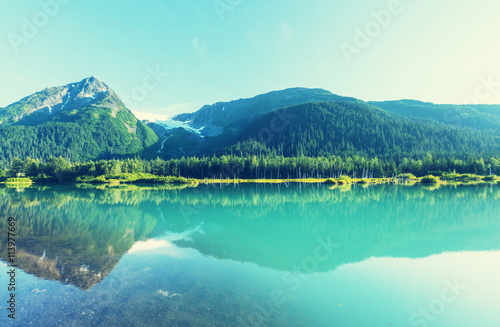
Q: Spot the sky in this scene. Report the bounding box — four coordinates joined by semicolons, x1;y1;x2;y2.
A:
1;0;500;115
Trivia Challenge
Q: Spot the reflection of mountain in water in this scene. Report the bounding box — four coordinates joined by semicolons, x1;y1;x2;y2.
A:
1;183;499;288
0;186;157;289
150;184;500;272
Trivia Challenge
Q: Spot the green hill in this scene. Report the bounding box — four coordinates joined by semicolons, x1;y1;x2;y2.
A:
0;77;158;163
370;99;500;130
224;101;500;160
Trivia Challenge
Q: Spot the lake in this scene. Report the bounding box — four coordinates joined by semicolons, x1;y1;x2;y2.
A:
1;183;499;326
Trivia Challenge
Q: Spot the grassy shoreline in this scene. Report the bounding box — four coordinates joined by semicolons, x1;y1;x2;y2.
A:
196;176;498;185
1;174;498;187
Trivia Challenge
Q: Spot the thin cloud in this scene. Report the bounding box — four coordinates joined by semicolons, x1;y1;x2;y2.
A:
281;23;294;41
193;37;210;60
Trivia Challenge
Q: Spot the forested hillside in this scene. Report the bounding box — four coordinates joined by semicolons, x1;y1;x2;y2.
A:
0;77;159;164
225;102;500;160
370;100;500;130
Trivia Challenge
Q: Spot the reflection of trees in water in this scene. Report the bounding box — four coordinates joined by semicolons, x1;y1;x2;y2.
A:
146;183;500;272
150;183;500;226
0;183;499;285
0;188;157;289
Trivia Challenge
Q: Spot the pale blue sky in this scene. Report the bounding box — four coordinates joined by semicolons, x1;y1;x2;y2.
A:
1;0;499;115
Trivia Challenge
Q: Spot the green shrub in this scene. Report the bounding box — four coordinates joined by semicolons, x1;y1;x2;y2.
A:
337;175;352;185
483;175;499;182
397;173;417;180
5;177;32;183
167;176;189;184
324;178;338;185
440;172;461;181
93;176;108;183
421;175;440;184
442;173;486;182
460;174;481;181
76;175;97;183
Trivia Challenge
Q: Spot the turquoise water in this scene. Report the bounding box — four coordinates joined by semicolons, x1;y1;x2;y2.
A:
1;183;499;326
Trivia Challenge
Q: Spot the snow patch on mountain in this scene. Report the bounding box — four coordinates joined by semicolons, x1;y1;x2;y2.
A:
61;92;71;111
158;138;168;153
156;119;205;137
132;110;205;137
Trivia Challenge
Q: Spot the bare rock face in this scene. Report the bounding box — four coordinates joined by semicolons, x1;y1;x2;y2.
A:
0;76;116;124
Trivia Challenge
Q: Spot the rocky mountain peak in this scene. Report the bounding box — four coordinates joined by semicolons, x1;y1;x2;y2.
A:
0;77;118;124
74;76;110;98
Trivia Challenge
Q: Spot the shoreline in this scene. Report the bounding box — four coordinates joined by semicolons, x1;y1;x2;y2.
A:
1;176;498;188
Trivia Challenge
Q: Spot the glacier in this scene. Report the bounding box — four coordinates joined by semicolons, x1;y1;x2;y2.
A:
132;110;205;137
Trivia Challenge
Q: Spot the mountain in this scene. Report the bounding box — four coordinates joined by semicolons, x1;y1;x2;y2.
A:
224;101;500;159
2;80;499;164
139;90;500;160
0;185;158;290
369;100;500;130
173;87;359;137
0;77;158;163
1;76;112;126
146;87;360;158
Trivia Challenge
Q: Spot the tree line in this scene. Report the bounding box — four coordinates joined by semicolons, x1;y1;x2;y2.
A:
1;154;498;182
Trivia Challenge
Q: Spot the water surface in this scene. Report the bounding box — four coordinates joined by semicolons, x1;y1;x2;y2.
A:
1;183;499;326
